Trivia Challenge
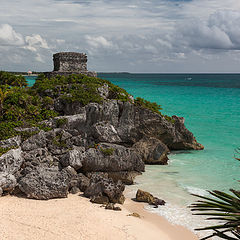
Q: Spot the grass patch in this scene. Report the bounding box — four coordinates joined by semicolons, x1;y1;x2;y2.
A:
100;147;115;156
56;118;68;128
0;146;16;157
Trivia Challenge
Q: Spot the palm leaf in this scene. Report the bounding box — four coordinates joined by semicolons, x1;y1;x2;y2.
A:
190;189;240;240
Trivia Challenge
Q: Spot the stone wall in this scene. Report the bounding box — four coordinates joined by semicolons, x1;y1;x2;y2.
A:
53;52;88;72
44;52;97;78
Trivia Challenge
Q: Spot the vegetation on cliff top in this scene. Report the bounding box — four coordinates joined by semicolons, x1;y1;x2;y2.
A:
0;71;172;141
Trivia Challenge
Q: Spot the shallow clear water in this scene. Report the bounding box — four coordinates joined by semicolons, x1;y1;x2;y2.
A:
26;74;240;235
98;73;240;235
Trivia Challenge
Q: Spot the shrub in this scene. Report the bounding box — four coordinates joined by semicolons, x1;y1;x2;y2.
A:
134;97;162;114
56;118;67;128
0;71;27;87
100;147;115;156
0;146;16;157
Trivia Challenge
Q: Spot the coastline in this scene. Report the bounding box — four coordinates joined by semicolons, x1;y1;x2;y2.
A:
0;194;198;240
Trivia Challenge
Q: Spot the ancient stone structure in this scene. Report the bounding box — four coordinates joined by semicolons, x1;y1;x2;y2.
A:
44;52;97;78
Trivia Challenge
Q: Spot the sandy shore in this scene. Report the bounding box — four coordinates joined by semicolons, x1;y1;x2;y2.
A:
0;194;198;240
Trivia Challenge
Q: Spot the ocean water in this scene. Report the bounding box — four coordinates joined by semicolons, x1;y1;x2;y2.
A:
97;73;240;237
26;74;240;236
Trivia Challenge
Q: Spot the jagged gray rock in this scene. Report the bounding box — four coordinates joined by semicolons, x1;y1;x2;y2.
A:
0;136;21;148
80;143;144;173
91;122;121;143
0;94;203;201
0;148;23;175
21;131;47;151
19;167;70;200
84;174;125;204
0;173;17;192
133;137;169;165
59;147;85;170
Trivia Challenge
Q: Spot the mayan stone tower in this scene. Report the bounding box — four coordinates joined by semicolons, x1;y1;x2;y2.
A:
44;52;96;78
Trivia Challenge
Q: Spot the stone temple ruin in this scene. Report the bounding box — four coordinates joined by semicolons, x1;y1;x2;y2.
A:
44;52;97;78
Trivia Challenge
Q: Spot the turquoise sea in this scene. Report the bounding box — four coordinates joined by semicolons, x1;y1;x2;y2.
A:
97;73;240;235
26;73;240;235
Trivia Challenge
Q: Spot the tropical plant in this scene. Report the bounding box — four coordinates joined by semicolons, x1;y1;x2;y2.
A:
0;87;10;114
190;189;240;240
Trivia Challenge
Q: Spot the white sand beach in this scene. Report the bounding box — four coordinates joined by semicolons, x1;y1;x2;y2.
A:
0;194;198;240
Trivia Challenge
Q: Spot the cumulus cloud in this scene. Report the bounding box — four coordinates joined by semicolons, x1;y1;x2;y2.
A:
0;24;24;46
25;34;49;52
1;0;240;72
177;10;240;51
85;35;113;49
0;23;51;70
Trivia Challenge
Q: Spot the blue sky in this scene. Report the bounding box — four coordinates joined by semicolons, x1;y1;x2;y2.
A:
0;0;240;72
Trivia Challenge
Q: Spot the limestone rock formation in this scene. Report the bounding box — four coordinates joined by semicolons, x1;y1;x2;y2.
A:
136;189;166;207
0;73;204;202
84;174;125;204
19;167;70;200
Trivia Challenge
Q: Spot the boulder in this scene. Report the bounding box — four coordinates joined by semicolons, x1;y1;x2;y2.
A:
135;189;166;207
0;148;23;175
136;189;155;204
84;174;125;204
97;84;109;99
85;101;119;127
90;195;109;204
0;173;17;192
81;143;144;173
21;131;47;151
87;171;140;185
68;173;90;192
133;137;169;165
19;167;70;200
59;148;85;170
21;148;59;171
78;173;90;192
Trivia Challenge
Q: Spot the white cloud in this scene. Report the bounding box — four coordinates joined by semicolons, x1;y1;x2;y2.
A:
0;24;24;46
176;10;240;51
85;35;113;48
25;34;49;52
1;0;240;72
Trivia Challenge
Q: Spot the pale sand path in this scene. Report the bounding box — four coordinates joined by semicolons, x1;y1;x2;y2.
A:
0;194;198;240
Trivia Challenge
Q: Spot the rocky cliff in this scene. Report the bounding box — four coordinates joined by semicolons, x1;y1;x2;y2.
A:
0;73;203;204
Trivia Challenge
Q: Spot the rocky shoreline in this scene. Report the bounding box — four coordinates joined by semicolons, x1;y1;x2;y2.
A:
0;74;203;206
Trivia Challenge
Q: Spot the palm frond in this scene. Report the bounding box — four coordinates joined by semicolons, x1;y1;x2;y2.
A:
190;189;240;240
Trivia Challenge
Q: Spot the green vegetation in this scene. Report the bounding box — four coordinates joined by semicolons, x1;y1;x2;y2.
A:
0;72;58;140
134;97;162;114
52;133;67;148
134;97;174;122
0;71;27;87
34;73;132;105
190;190;240;239
0;71;174;142
100;147;115;156
56;118;68;128
0;146;16;157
